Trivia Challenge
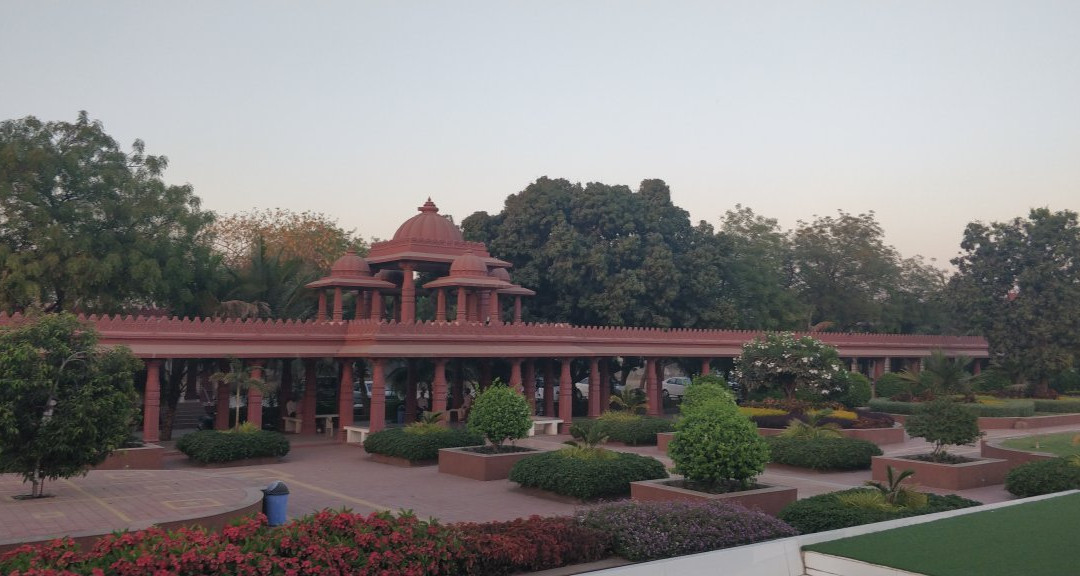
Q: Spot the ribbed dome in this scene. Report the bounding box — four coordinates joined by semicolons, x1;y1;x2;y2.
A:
450;251;489;277
392;199;464;243
330;250;371;277
489;267;511;282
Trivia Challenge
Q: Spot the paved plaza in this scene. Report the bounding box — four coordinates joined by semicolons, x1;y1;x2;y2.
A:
2;424;1071;550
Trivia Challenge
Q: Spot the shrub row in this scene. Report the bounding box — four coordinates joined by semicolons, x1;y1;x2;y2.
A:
363;427;483;462
764;436;883;471
1005;458;1080;497
175;429;290;463
778;488;982;534
509;450;668;500
0;510;612;576
575;414;675;445
867;398;1037;417
1032;399;1080;414
577;500;797;562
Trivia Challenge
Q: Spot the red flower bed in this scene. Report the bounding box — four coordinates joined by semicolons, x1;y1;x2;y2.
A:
456;516;611;575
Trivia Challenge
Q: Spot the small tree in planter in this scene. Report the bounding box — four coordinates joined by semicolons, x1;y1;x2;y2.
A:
668;388;770;490
904;399;981;463
467;382;532;453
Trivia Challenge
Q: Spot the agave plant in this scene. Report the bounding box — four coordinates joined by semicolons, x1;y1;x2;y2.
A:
562;423;614;460
609;388;647;414
866;466;927;508
778;409;843;440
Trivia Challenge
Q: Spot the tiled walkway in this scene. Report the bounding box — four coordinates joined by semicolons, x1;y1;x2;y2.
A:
2;424;1076;548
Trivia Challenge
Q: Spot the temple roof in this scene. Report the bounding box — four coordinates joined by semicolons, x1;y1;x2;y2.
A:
366;199;511;270
305;250;397;290
423;251;513;290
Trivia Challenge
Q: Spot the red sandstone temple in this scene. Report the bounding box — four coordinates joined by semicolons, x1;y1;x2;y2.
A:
0;200;989;442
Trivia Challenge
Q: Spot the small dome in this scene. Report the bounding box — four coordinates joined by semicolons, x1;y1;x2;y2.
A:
392;199;465;244
330;250;371;277
450;251;489;277
489;267;511;282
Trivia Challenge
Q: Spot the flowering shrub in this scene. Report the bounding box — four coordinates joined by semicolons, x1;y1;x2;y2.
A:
734;332;845;404
577;500;797;561
456;516;611;575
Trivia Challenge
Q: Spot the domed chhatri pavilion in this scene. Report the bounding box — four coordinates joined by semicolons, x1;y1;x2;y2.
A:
0;200;988;442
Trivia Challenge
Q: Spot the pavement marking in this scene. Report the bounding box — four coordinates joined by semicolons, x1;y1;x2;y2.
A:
61;479;132;523
163;498;223;510
283;478;390;513
32;511;66;520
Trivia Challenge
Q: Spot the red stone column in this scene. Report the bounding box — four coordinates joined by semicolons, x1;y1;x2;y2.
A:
247;360;265;428
510;358;523;392
599;361;611;413
405;361;418;422
456;287;467;323
279;360;293;416
514;296;523;324
973;361;982;375
333;287;343;321
452;359;465;409
317;291;327;321
215;359;230;430
544;361;555;417
432;358;448;420
701;358;711;376
588;357;601;417
654;360;665;413
491;292;501;324
559;358;573;432
371;291;383;322
302;359;318;435
401;264;416;323
360;292;371;320
337;359;354;441
645;358;660;416
523;359;536;413
370;359;387;432
436;289;447;322
143;359;161;443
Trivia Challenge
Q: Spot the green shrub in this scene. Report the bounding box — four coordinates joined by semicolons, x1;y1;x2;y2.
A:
840;372;872;409
175;430;290;464
363;427;482;462
764;437;882;471
867;398;920;414
1050;369;1080;394
587;412;674;445
905;400;981;461
873;373;912;399
1004;458;1080;497
509;450;667;500
668;394;769;489
1033;399;1080;414
467;383;532;449
778;488;982;534
974;369;1013;393
967;400;1035;417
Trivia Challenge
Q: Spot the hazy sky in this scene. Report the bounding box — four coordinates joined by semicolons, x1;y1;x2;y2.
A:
3;1;1078;267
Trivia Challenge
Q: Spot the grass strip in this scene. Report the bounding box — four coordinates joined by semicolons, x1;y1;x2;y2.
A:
804;492;1080;576
1001;432;1080;457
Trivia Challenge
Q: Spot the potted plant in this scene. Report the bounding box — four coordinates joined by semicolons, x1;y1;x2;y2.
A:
872;399;1009;489
631;380;796;515
438;382;541;480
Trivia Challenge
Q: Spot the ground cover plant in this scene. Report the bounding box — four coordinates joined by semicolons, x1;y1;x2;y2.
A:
576;500;797;562
362;426;483;462
779;488;981;534
803;492;1080;576
573;411;674;445
1004;457;1080;497
764;436;882;470
1001;431;1080;457
174;424;290;464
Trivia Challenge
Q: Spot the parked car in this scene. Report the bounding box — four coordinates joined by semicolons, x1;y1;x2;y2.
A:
353;380;399;409
572;377;625;400
662;376;691;400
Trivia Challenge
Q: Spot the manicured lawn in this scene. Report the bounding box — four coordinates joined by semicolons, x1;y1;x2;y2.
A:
1002;432;1080;457
804;492;1080;576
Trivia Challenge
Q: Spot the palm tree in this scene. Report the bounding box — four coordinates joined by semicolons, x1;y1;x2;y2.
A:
609;388;648;414
209;358;276;430
895;350;977;401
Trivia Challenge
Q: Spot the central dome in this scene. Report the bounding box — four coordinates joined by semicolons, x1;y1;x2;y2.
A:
392;199;464;244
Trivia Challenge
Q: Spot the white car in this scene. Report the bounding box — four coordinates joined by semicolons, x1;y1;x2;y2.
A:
662;376;691;400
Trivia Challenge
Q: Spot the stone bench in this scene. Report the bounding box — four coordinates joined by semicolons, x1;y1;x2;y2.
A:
529;418;563;436
344;426;370;444
282;417;302;433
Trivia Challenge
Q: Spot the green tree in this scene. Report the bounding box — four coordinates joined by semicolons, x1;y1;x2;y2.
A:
0;313;140;497
734;332;845;405
895;350;977;401
0;112;214;314
949;208;1080;397
209;358;273;430
668;392;769;490
904;399;981;462
466;382;532;450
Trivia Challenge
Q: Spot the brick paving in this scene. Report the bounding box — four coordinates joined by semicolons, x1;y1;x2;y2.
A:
3;423;1078;548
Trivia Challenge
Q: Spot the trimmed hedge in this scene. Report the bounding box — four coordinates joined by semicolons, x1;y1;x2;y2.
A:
873;373;912;400
764;436;883;471
576;415;675;445
1004;458;1080;497
1032;399;1080;414
778;489;982;534
577;500;797;562
175;430;290;464
509;450;668;500
868;398;1037;418
363;427;483;462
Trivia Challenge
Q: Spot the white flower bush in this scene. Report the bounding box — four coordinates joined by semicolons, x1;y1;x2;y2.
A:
734;332;845;404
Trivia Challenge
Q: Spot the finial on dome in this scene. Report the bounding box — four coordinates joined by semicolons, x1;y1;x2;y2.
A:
419;199;439;213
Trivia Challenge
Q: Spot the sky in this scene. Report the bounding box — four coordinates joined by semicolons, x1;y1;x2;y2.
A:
2;1;1078;268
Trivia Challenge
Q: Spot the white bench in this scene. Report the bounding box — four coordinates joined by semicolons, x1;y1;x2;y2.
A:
344;425;370;444
282;417;302;433
529;418;563;436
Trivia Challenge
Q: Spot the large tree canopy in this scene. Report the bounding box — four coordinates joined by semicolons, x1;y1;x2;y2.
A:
0;112;213;314
462;177;728;328
949;208;1080;396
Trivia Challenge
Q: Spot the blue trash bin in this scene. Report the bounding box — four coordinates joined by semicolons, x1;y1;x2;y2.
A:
262;481;289;526
396;403;405;425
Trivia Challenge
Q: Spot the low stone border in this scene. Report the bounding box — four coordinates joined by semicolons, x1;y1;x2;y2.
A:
979;438;1057;466
630;477;796;517
871;455;1011;490
438;446;543;481
368;454;437;467
94;444;165;470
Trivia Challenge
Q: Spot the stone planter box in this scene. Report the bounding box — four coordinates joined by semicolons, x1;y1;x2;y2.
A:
369;454;437;467
756;426;906;445
980;439;1057;466
94;444;165;470
657;432;675;453
630;477;797;517
871;455;1012;490
438;446;541;481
